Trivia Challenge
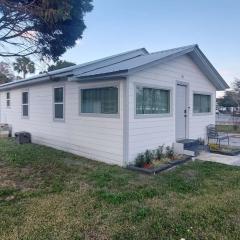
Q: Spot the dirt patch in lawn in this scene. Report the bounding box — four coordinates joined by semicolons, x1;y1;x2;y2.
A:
0;163;40;191
182;169;198;180
0;161;65;202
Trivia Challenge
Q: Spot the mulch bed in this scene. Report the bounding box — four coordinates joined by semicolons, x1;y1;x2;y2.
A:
127;156;192;174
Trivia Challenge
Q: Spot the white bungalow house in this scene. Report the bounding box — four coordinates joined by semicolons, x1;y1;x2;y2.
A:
0;45;228;166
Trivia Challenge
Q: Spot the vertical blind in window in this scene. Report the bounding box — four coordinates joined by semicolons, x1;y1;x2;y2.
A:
136;86;170;114
22;92;29;117
193;94;211;113
81;87;118;114
54;87;64;119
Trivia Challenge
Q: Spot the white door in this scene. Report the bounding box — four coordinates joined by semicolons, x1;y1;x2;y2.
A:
176;84;187;140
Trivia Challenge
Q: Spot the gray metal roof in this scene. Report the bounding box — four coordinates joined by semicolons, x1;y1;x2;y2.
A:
0;44;229;90
73;45;196;77
0;48;148;90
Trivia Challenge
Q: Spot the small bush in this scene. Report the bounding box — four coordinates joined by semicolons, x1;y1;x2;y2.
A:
165;146;174;159
144;150;153;164
135;153;145;167
155;145;164;160
134;145;176;167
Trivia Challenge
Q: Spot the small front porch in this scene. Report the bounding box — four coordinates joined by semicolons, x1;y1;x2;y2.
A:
174;138;206;157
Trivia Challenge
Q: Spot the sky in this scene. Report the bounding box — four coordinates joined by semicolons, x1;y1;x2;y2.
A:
56;1;240;95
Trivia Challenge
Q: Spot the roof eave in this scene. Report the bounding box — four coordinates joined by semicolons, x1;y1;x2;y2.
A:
69;70;128;82
190;47;229;90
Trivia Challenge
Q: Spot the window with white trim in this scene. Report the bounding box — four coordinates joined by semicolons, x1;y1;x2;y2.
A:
193;94;211;113
136;86;170;114
22;91;29;117
54;87;64;120
81;87;118;114
6;92;10;107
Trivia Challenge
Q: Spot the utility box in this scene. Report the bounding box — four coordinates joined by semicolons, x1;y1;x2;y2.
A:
0;124;10;138
15;132;31;144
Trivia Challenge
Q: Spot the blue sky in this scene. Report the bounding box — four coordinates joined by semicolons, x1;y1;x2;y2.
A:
62;0;240;90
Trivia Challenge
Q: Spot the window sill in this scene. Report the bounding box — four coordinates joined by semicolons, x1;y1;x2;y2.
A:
192;112;213;116
135;113;172;119
79;113;120;118
22;116;29;119
53;118;65;122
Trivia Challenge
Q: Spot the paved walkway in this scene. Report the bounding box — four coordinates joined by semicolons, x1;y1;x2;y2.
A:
196;134;240;166
196;151;240;166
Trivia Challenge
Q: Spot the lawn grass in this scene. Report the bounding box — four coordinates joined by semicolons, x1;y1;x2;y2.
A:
216;124;240;133
0;139;240;239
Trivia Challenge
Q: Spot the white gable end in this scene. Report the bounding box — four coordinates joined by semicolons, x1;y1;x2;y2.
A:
127;55;216;163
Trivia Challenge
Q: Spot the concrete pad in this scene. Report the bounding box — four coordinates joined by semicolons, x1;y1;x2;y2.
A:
196;151;240;166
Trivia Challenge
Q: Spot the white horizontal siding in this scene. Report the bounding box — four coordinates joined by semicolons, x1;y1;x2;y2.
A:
0;80;124;166
127;55;216;163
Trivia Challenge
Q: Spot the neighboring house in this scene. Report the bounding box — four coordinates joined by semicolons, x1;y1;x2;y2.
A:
0;45;229;166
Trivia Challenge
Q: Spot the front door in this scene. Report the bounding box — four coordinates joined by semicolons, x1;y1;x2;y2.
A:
176;84;187;140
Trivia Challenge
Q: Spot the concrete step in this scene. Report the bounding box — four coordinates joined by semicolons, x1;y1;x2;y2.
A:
175;139;206;157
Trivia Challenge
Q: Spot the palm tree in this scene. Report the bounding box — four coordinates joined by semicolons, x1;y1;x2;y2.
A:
13;57;35;79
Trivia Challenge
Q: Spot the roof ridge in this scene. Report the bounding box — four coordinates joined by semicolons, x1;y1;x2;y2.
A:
47;47;148;74
150;44;197;55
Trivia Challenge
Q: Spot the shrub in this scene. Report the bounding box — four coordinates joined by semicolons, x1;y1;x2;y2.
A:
134;145;176;167
144;150;153;164
166;146;174;159
135;153;145;167
155;145;164;160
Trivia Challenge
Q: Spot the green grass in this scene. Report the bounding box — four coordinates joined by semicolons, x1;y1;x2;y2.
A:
0;139;240;239
216;124;240;133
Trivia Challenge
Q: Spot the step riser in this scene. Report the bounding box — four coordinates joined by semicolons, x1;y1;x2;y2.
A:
184;149;196;157
175;139;201;157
